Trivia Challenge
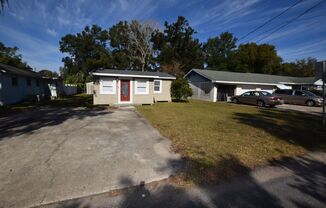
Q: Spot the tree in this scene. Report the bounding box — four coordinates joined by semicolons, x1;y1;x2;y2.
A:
128;20;156;71
152;16;204;75
280;58;316;77
0;42;31;69
38;69;59;77
109;21;131;69
233;43;282;74
59;25;111;84
171;78;193;101
109;20;156;71
203;32;237;70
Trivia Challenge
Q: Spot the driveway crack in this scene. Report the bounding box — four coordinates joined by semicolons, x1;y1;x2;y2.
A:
39;133;69;204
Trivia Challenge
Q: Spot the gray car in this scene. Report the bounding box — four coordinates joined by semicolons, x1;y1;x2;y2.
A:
273;89;323;107
231;91;284;107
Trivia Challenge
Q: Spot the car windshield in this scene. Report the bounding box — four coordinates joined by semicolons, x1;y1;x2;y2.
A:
260;91;272;96
302;90;317;97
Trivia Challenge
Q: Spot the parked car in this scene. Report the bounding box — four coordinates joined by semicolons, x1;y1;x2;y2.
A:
273;89;323;107
231;91;284;107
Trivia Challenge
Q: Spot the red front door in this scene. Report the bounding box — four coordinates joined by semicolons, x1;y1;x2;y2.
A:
120;80;130;102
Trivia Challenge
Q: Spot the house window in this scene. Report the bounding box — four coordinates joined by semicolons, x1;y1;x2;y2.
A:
100;78;116;94
27;77;31;86
135;79;149;94
154;80;162;93
12;76;18;86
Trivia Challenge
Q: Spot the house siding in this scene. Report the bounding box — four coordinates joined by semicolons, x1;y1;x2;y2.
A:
93;77;173;105
186;71;215;102
0;74;44;105
153;80;172;102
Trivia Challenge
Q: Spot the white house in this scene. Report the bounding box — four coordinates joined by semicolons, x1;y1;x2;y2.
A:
184;69;318;102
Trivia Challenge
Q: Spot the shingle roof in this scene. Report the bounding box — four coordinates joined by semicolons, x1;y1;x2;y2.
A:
0;63;41;78
92;69;175;79
189;69;316;85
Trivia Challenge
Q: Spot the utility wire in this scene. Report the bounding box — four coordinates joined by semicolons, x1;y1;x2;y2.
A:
238;0;303;42
257;0;325;43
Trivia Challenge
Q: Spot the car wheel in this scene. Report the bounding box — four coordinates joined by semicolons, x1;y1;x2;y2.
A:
232;98;238;104
306;100;315;107
257;100;265;107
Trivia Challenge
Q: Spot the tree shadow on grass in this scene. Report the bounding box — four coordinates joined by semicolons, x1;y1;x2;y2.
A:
232;109;326;151
0;107;110;140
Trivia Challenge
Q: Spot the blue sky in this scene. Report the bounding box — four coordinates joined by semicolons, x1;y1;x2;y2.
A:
0;0;325;72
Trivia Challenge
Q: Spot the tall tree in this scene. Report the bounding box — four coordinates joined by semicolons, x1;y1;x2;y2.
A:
38;69;59;78
233;43;282;74
0;42;31;69
203;32;237;70
152;16;204;75
109;21;131;69
280;57;316;77
59;25;111;84
128;20;156;71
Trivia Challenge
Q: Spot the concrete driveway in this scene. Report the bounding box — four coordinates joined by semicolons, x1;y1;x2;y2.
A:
0;107;181;208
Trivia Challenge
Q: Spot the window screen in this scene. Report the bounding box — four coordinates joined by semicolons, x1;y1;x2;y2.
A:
136;80;148;94
154;80;161;93
12;76;18;86
26;78;31;86
100;78;115;94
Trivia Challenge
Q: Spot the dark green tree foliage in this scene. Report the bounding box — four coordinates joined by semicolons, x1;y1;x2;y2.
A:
109;21;132;69
203;32;237;71
233;43;282;74
280;57;316;77
0;42;31;69
38;69;59;77
152;16;204;75
59;25;111;84
171;78;193;101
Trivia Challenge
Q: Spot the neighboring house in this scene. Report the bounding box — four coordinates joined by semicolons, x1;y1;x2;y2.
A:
91;69;176;105
0;63;63;105
185;69;319;102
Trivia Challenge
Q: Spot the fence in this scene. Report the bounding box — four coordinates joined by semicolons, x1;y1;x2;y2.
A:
63;84;78;95
86;82;94;95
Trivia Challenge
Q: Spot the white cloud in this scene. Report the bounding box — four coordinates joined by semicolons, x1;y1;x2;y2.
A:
46;28;58;37
0;25;62;71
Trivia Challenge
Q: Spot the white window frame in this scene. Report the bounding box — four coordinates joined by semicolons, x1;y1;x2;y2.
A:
153;79;162;93
100;77;116;94
135;79;149;95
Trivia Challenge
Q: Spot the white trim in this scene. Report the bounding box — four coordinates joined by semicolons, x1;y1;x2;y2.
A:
92;72;176;80
213;80;277;86
118;79;133;104
99;77;116;94
153;79;162;93
135;79;149;94
213;85;217;102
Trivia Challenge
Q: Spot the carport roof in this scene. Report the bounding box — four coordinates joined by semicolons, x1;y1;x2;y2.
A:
187;69;316;85
92;69;176;79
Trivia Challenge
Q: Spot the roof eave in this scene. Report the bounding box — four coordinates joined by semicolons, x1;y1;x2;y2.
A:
92;72;176;80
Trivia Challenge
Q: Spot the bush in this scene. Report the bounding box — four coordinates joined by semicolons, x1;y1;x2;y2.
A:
171;78;193;101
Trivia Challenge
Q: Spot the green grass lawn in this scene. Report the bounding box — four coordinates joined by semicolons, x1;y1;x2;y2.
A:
137;100;326;185
0;94;94;114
